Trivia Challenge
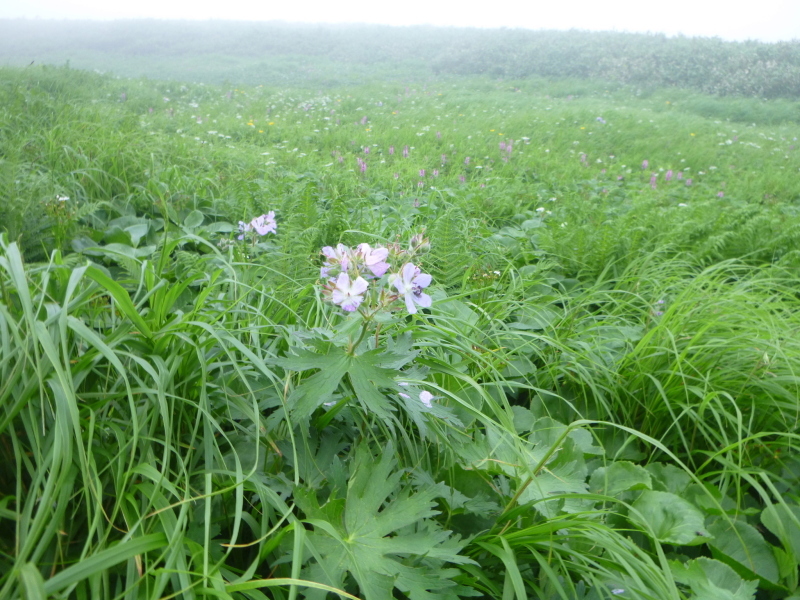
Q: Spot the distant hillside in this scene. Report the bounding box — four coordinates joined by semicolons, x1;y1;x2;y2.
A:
1;19;800;97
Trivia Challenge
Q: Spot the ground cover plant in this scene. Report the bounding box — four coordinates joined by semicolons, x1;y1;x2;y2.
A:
1;57;800;600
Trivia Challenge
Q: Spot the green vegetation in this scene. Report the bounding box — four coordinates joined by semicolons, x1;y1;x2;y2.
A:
1;38;800;600
2;20;800;97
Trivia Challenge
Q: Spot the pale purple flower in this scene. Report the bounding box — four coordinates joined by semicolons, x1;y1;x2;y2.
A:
360;116;368;125
440;154;447;163
392;263;432;314
686;178;693;186
464;156;470;165
389;145;395;155
393;172;400;179
650;175;657;189
331;272;369;312
499;142;507;151
433;169;439;177
419;391;434;408
417;181;424;188
251;212;277;235
665;169;673;182
364;146;370;155
356;243;390;277
403;145;409;158
642;160;649;170
238;220;252;240
677;171;683;180
459;175;466;183
436;131;441;139
717;191;724;198
419;169;426;178
596;116;606;124
321;243;351;277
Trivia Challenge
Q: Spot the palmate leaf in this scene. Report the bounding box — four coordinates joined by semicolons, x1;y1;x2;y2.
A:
296;443;475;600
276;346;407;421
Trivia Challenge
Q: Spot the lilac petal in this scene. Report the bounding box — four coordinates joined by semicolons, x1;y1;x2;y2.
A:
413;272;432;288
350;276;369;295
414;292;432;309
368;261;390;277
401;262;417;284
322;246;337;259
404;293;418;314
340;297;363;311
392;274;407;295
419;391;433;407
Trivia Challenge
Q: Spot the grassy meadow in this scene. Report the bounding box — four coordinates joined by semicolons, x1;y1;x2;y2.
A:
2;26;800;600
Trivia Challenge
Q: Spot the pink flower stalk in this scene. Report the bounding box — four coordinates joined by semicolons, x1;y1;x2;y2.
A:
419;169;426;178
356;243;390;277
650;175;657;189
717;191;724;198
360;116;368;125
440;154;447;163
677;171;683;180
459;175;466;183
393;172;400;179
331;272;369;312
665;170;673;182
433;169;439;177
464;157;470;165
686;178;693;186
364;146;370;154
642;160;649;170
499;142;507;151
417;181;424;188
436;131;441;139
403;145;409;158
389;145;395;155
392;263;432;314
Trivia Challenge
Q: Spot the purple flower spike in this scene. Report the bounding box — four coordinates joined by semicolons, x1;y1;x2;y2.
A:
642;160;649;170
331;272;369;312
464;156;470;165
389;145;395;155
419;169;426;178
403;145;409;158
665;169;673;182
650;175;657;189
393;263;432;315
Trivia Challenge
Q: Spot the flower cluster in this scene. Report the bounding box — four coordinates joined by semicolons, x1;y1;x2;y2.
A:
238;211;277;240
320;235;432;315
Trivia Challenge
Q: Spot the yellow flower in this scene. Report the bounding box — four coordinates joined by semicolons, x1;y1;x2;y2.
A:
258;130;264;133
580;127;585;130
269;122;275;125
690;133;695;136
490;129;495;132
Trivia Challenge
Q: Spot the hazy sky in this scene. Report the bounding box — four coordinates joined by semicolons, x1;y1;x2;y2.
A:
3;0;799;42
